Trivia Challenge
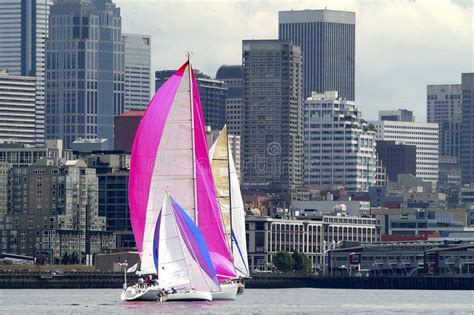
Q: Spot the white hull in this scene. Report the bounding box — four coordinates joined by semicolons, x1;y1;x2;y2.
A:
121;286;160;301
161;290;212;302
212;283;239;300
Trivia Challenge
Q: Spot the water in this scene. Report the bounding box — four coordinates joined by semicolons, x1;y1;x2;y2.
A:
0;288;473;314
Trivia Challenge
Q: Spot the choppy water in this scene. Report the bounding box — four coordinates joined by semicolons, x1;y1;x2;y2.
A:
0;288;473;314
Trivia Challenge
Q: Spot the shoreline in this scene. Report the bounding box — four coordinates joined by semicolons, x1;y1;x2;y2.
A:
0;271;473;290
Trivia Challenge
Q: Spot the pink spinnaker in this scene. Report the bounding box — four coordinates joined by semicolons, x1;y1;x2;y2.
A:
128;63;186;254
191;69;236;281
128;61;236;280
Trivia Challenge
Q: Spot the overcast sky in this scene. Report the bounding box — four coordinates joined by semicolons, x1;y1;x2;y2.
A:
115;0;473;121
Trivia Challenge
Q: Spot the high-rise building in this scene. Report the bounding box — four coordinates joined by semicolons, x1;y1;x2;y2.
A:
45;0;125;149
0;70;36;145
427;84;462;160
375;140;416;181
0;0;53;145
370;111;439;184
279;9;355;100
242;40;303;200
123;33;151;111
216;65;243;136
427;84;462;123
461;73;474;185
304;91;376;191
155;70;227;130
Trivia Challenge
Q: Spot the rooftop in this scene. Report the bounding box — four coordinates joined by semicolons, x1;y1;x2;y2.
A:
215;65;243;80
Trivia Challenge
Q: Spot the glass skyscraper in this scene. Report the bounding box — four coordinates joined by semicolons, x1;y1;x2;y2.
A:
0;0;52;145
45;0;124;149
279;9;355;100
123;33;151;112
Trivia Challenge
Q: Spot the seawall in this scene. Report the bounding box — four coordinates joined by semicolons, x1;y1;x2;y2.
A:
247;274;474;290
0;271;137;289
0;271;473;290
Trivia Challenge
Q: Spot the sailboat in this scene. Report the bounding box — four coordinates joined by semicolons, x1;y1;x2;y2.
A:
121;193;219;301
125;60;236;301
209;125;251;297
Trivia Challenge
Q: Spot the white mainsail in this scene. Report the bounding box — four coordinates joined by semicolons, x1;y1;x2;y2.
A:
209;127;250;278
229;149;250;278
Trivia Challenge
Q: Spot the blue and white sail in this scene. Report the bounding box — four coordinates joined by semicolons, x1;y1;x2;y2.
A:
143;192;220;292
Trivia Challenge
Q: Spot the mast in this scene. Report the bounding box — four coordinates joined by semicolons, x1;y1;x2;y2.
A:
188;52;198;224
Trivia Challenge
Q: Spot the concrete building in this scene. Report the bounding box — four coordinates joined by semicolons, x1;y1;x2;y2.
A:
370;111;439;183
216;65;243;136
0;140;64;167
427;84;462;161
376;140;416;181
155;70;227;130
400;191;447;209
0;0;52;145
460;73;474;185
0;71;36;145
246;214;380;271
241;40;303;201
292;200;371;217
379;109;414;122
388;173;434;193
123;33;151;111
279;9;355;100
304;91;376;192
45;0;125;149
0;162;11;219
114;110;144;152
71;138;108;153
328;241;474;277
459;187;474;207
373;208;468;237
427;84;462;124
1;159;114;263
85;153;133;248
438;156;461;196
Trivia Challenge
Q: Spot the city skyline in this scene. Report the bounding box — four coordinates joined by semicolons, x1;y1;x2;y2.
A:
115;0;472;122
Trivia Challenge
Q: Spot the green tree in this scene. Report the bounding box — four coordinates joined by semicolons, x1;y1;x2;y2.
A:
273;251;293;272
62;252;70;265
70;252;79;265
292;251;311;273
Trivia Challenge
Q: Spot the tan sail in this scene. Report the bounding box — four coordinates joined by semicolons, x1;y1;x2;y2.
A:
209;125;232;252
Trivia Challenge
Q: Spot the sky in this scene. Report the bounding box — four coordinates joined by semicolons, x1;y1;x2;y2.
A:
115;0;473;121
